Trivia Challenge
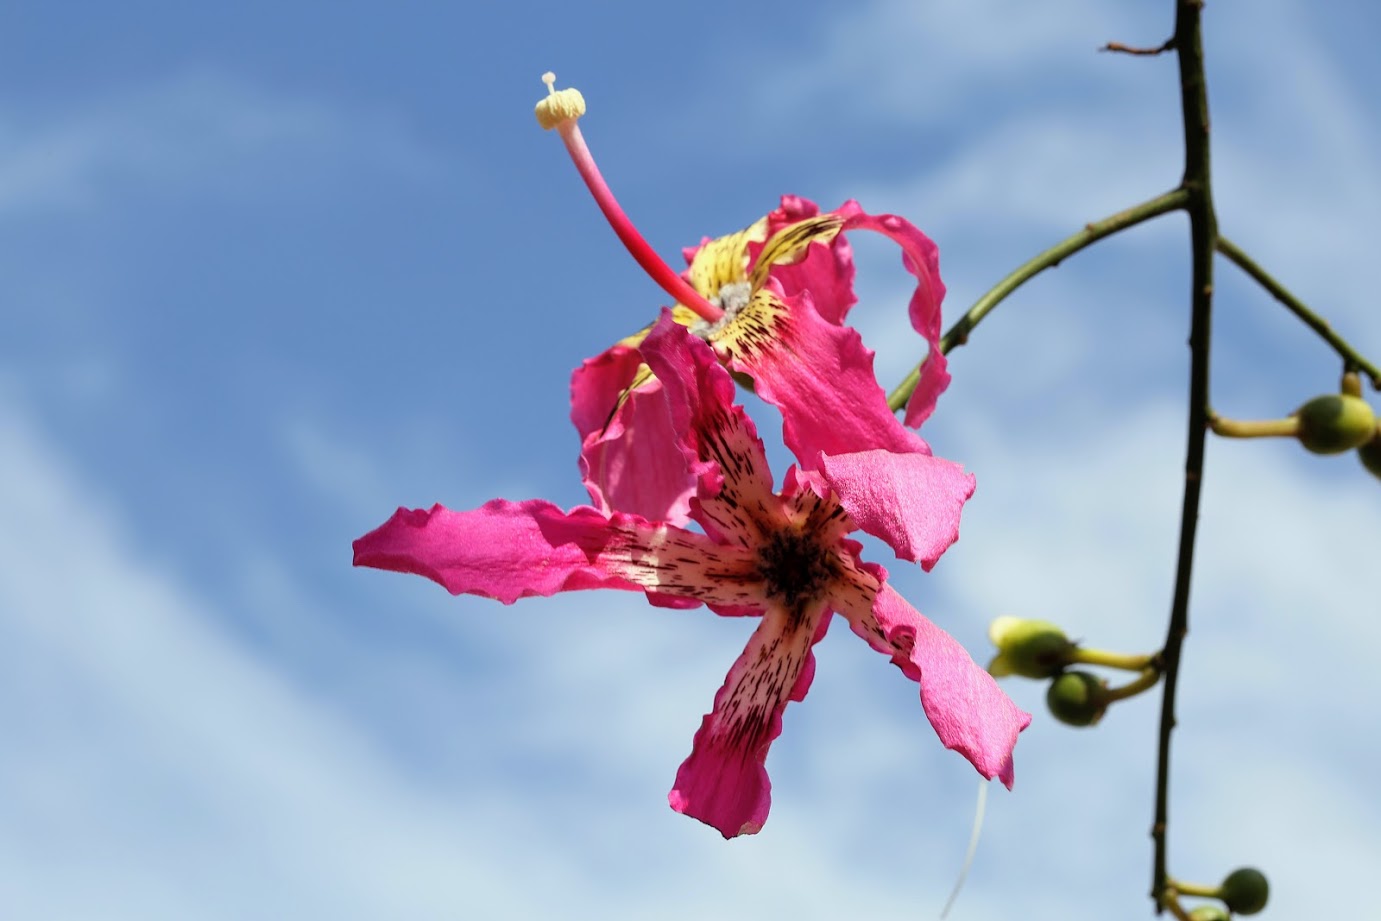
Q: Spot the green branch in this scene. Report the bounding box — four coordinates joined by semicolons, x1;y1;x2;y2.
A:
886;188;1189;413
1152;0;1217;912
1216;235;1381;389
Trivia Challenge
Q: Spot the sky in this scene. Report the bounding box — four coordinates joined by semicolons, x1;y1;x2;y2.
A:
2;1;1378;918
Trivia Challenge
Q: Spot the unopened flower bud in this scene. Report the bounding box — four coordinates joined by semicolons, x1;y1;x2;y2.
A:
987;616;1073;679
1046;670;1107;727
1219;867;1269;915
1187;906;1229;921
1295;394;1376;455
1358;429;1381;480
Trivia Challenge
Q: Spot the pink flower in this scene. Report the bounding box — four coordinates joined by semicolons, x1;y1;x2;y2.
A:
536;78;961;566
354;315;1029;838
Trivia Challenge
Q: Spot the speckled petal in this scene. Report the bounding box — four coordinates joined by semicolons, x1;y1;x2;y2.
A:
353;500;764;609
669;603;830;838
682;218;767;303
710;286;966;560
640;312;783;548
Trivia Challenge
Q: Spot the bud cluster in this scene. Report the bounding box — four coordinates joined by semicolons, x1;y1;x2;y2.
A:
987;617;1160;727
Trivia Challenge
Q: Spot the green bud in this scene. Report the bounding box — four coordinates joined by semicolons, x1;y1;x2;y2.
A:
1359;429;1381;480
1220;867;1269;915
1295;394;1377;455
987;616;1073;679
1187;906;1229;921
1045;670;1107;727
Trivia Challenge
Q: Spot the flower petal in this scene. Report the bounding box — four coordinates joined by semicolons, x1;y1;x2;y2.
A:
640;313;783;548
711;286;968;560
683;218;767;303
669;603;830;837
353;501;765;609
747;196;858;325
820;449;975;569
836;578;1030;788
571;344;695;525
842;211;949;427
715;286;930;465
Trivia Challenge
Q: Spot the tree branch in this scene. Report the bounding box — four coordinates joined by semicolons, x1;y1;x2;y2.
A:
886;188;1190;413
1216;235;1381;389
1152;0;1217;912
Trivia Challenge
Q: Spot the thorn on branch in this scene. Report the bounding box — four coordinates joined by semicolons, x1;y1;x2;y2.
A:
1101;39;1176;56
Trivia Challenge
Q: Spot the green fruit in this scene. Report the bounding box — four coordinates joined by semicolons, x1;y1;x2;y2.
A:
1296;394;1376;455
988;617;1072;679
1359;430;1381;480
1046;671;1107;727
1220;867;1269;915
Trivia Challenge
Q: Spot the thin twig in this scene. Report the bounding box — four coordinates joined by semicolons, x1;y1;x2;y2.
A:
886;188;1190;412
1152;0;1217;913
1216;235;1381;389
1102;39;1176;56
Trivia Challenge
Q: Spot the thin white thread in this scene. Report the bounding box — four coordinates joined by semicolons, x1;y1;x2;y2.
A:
940;779;988;919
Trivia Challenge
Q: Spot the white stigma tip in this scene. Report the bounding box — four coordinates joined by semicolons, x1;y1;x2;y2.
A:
541;71;557;93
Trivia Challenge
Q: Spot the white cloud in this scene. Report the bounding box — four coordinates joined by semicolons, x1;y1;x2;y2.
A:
3;2;1376;919
0;390;1058;921
0;72;440;217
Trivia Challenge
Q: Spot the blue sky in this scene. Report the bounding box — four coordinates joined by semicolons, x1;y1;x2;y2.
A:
2;1;1378;918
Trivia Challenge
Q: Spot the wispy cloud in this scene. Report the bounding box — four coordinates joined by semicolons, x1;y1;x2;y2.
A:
0;72;440;217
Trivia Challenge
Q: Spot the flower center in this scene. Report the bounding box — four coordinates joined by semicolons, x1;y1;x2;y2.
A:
755;526;835;615
692;280;753;339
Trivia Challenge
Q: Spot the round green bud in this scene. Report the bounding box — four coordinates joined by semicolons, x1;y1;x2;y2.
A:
988;616;1073;679
1220;867;1270;915
1045;670;1107;727
1187;906;1229;921
1295;394;1377;455
1358;429;1381;480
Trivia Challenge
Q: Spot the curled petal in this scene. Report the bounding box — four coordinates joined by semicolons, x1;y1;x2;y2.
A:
838;579;1030;787
748;196;859;325
842;211;949;427
821;449;975;569
353;501;765;609
640;313;782;548
669;604;830;837
571;344;695;525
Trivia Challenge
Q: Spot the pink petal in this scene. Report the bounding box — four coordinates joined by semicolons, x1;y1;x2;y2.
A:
353;501;765;609
714;287;970;560
749;195;859;325
716;285;930;468
669;605;831;837
839;578;1030;787
821;449;975;570
570;345;695;526
639;313;783;548
842;211;950;427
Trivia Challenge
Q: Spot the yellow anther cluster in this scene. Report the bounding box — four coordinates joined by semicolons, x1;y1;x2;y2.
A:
534;72;586;130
